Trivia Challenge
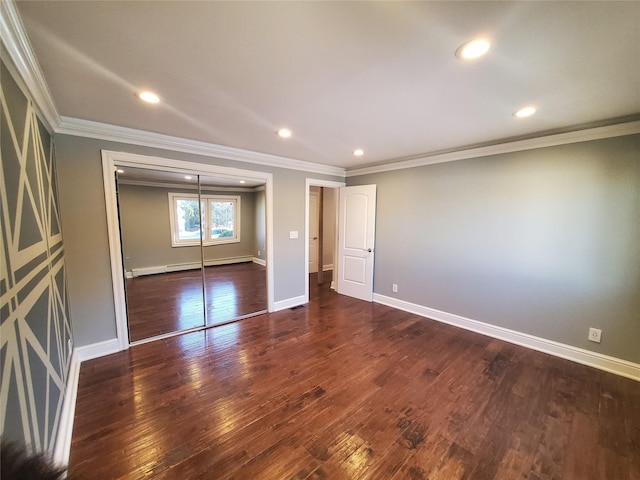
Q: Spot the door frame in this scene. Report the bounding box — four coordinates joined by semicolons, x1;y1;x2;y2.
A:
308;190;319;274
305;178;345;303
102;150;274;350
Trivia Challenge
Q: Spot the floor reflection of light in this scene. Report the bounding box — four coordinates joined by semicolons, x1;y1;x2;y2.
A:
185;361;203;390
212;321;240;349
177;285;205;331
206;281;238;323
214;399;237;436
337;431;372;476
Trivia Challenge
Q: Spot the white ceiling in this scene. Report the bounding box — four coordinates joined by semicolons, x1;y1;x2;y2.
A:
13;1;640;170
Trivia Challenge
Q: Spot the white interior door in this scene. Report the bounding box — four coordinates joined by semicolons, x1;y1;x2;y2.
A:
337;185;376;301
309;191;319;274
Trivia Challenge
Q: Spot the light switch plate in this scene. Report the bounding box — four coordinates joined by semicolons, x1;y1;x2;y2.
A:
289;231;299;239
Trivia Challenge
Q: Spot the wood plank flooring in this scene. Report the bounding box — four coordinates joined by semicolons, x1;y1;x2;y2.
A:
126;263;266;342
69;276;639;479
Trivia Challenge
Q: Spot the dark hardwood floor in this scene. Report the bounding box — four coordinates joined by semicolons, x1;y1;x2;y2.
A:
125;262;267;342
69;275;639;479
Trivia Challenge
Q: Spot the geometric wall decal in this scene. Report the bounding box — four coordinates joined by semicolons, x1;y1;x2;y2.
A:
1;59;73;456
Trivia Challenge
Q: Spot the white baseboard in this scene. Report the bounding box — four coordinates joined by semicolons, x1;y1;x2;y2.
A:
273;295;307;312
76;338;121;362
373;294;640;382
53;350;80;466
132;265;168;276
204;256;254;267
323;264;334;271
54;339;121;464
131;256;255;277
165;262;200;273
253;257;266;266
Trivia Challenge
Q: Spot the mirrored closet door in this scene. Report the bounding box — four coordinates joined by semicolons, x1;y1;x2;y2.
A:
115;167;267;343
116;167;206;342
200;175;267;326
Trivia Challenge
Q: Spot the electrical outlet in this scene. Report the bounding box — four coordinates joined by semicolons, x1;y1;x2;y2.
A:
588;328;602;343
392;284;398;293
257;250;261;256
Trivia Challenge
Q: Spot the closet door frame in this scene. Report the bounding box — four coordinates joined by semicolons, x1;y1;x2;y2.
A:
102;150;274;351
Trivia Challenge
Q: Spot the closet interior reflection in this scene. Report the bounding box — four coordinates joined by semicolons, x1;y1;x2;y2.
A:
116;167;267;343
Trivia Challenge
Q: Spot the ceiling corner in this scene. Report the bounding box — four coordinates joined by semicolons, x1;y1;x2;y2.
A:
1;0;61;131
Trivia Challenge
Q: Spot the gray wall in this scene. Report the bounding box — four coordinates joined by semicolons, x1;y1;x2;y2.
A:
255;188;266;261
118;183;260;271
322;187;336;268
1;58;73;453
53;134;342;347
310;185;337;268
349;135;640;363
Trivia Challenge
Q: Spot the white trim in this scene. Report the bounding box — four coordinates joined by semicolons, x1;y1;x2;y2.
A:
52;350;79;466
118;179;260;192
132;266;167;277
273;295;307;312
102;150;275;351
129;256;256;277
347;121;640;177
4;0;637;181
253;257;266;266
323;264;334;272
59;116;346;177
102;156;130;351
75;339;121;362
0;0;59;131
373;294;640;382
168;192;241;247
305;179;345;303
206;256;255;268
0;4;345;178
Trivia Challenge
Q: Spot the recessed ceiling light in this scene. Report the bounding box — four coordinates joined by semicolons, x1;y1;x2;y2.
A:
353;149;364;157
136;91;161;104
455;38;491;60
116;169;124;174
239;180;246;184
276;128;292;138
184;175;193;180
513;106;537;118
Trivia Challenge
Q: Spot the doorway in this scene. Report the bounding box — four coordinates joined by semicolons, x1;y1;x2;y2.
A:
305;179;345;303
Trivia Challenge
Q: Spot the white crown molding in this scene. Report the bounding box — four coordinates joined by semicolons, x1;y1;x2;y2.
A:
374;293;640;382
1;0;345;178
4;0;636;180
347;121;640;177
58;116;346;177
117;179;260;192
0;0;60;131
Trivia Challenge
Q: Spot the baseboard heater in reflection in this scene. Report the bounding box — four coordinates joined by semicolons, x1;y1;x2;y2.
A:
129;256;256;277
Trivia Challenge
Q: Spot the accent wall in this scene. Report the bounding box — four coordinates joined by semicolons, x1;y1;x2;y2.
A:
1;59;74;453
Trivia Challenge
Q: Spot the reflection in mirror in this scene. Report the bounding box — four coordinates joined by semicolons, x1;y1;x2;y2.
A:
199;174;267;326
116;167;206;342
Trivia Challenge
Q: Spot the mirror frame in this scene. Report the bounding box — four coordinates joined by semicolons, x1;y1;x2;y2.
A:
102;150;274;350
